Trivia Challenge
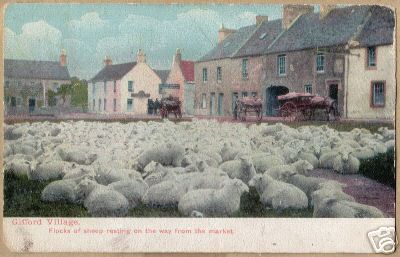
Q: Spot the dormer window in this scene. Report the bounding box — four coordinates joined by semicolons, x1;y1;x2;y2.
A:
367;46;376;68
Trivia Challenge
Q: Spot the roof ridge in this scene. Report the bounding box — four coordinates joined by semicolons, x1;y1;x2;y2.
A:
5;58;60;64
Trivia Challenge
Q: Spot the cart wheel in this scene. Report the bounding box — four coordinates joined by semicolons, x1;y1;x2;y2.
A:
280;102;297;120
302;109;313;121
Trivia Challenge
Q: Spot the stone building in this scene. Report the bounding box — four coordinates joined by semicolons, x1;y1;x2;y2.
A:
4;50;71;114
88;49;162;114
194;5;395;120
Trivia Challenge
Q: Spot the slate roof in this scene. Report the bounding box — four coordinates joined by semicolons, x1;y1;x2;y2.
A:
355;5;394;47
154;69;170;83
198;25;257;62
180;60;195;82
4;59;70;80
234;19;283;58
266;5;372;54
91;62;136;82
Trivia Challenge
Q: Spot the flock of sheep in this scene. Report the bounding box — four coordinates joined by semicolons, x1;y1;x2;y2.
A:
3;119;395;218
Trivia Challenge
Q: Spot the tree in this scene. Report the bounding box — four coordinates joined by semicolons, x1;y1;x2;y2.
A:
70;79;88;111
47;89;57;106
56;84;72;105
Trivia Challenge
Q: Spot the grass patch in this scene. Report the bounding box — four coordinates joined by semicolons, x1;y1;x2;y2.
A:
4;172;313;218
359;148;395;188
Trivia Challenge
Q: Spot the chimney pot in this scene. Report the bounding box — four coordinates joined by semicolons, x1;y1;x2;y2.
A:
218;24;237;43
256;15;268;26
282;4;314;30
136;49;146;63
59;49;67;66
104;56;112;66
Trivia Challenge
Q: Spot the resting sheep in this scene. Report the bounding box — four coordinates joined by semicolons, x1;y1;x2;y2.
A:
108;178;149;208
319;150;360;174
136;142;185;171
142;180;185;208
250;153;285;173
219;156;256;184
313;198;385;218
249;174;308;211
265;160;313;180
178;179;249;217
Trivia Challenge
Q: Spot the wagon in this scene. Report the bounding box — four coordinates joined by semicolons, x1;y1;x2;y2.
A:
234;97;263;121
160;96;182;119
277;92;339;121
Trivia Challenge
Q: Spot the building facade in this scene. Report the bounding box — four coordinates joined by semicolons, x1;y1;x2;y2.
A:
194;4;395;120
4;50;71;114
88;49;162;115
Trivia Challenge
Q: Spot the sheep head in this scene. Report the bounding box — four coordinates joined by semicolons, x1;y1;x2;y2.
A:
294;160;313;175
75;177;97;202
222;178;249;193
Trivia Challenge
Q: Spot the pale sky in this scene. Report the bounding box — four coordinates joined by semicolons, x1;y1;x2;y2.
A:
5;3;290;79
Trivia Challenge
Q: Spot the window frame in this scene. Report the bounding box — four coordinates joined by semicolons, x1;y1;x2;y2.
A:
277;54;286;76
370;80;385;108
5;81;10;89
316;53;325;73
201;93;207;108
216;66;222;82
128;81;134;93
104;98;107;111
304;84;313;94
92;99;95;110
202;68;208;83
113;81;116;93
113;98;117;112
98;98;102;111
366;46;377;69
242;59;249;80
92;83;96;95
127;98;133;111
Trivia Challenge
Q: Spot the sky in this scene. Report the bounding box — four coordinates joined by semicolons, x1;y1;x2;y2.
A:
5;3;289;79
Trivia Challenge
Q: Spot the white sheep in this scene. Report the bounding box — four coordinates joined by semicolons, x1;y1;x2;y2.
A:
75;178;129;217
41;175;90;203
178;178;249;217
250;153;285;173
319;150;360;174
136;142;185;171
219;156;256;184
142;180;185;208
220;142;241;162
109;178;149;208
63;165;96;180
313;198;385;218
95;168;142;185
29;161;72;181
265;160;313;180
5;158;35;177
311;186;355;208
248;174;308;211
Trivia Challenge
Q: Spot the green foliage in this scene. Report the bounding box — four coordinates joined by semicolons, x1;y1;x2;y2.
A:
56;83;73;104
70;78;88;110
359;147;395;188
47;89;57;107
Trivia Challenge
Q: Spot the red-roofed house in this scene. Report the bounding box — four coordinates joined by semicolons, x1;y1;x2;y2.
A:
163;49;195;115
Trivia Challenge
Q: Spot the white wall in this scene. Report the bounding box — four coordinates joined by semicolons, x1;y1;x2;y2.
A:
346;44;395;120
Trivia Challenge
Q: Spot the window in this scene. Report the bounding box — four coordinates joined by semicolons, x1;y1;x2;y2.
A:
367;46;376;68
113;81;116;93
98;99;101;111
251;92;257;97
5;81;10;89
113;99;117;112
242;59;248;80
304;84;312;94
17;81;22;87
371;81;385;107
92;83;96;95
104;99;107;111
201;93;206;108
16;97;22;106
92;99;95;110
242;92;248;98
216;67;222;81
278;55;286;76
202;68;208;83
127;98;133;111
128;81;133;92
316;53;325;73
104;81;107;94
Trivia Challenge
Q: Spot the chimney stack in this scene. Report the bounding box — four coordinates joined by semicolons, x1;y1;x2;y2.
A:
320;5;336;19
136;49;146;63
59;49;67;66
256;15;268;26
103;56;112;66
173;48;182;65
282;4;314;30
218;24;236;43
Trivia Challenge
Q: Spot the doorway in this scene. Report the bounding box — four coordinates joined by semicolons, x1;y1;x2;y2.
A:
29;98;36;113
232;92;238;114
209;93;215;116
265;86;289;116
217;93;224;116
329;84;338;103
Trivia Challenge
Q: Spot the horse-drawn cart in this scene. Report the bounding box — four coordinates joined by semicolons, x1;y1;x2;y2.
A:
277;92;339;121
160;96;182;119
234;97;263;121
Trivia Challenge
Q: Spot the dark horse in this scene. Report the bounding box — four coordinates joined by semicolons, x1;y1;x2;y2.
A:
160;96;182;119
310;96;339;121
